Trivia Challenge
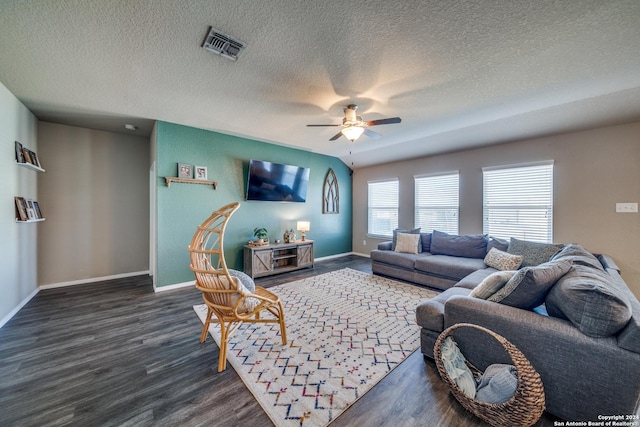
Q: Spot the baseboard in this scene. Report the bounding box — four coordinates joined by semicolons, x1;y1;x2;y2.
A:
154;280;195;293
0;287;39;329
155;252;369;292
39;270;151;290
351;251;370;258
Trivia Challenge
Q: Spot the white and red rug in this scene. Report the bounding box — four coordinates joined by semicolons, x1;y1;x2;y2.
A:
193;268;437;426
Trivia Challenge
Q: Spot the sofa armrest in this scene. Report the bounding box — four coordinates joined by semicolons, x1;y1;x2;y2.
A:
443;295;640;421
377;241;392;250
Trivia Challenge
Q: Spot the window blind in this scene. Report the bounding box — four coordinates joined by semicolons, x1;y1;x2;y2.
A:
483;162;553;242
414;172;459;234
368;179;399;237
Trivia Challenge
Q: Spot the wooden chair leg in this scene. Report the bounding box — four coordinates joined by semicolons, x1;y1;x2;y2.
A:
218;321;231;372
278;301;287;345
200;308;212;343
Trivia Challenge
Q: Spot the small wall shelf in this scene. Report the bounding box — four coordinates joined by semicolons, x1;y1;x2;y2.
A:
164;177;217;189
17;162;45;173
16;218;46;223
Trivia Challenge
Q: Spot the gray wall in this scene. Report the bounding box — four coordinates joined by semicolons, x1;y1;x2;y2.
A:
0;82;39;325
352;121;640;297
37;122;151;285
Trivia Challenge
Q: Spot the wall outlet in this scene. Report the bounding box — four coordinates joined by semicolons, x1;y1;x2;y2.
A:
363;240;367;246
616;202;638;213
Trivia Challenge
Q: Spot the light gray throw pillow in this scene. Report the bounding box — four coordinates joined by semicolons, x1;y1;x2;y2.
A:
470;270;517;299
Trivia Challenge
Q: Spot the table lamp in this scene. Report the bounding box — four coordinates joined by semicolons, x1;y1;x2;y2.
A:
297;221;310;241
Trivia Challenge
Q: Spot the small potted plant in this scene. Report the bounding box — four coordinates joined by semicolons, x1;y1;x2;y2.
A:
253;227;269;245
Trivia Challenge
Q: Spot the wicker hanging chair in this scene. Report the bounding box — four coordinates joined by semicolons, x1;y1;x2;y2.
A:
434;323;545;427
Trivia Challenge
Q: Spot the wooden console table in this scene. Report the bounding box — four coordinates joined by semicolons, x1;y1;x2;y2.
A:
243;240;314;278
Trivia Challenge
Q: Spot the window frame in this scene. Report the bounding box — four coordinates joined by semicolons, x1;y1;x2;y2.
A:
482;161;554;243
414;171;460;234
367;178;399;238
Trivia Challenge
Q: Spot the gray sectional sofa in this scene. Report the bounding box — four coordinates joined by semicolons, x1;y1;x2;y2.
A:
370;230;640;421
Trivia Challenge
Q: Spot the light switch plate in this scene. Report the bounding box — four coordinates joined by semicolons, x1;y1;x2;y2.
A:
616;202;638;213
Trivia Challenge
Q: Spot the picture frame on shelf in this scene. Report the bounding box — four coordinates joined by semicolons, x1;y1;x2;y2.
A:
178;163;193;178
21;147;32;164
14;197;28;221
33;201;43;219
29;150;40;168
15;141;24;163
195;166;208;180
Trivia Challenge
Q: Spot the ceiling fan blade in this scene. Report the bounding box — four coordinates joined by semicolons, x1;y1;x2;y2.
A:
307;124;341;127
363;128;381;139
365;117;401;126
329;131;343;141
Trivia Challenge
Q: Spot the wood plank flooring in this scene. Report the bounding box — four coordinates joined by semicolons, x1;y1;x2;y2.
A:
0;255;559;426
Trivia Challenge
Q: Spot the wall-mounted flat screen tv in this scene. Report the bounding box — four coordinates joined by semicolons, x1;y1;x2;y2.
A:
246;160;310;202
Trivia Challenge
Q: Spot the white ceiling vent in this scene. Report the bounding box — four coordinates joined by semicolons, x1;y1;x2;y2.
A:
202;27;246;61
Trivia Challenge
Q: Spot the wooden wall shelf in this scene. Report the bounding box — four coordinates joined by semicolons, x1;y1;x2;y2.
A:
164;177;217;189
17;162;45;173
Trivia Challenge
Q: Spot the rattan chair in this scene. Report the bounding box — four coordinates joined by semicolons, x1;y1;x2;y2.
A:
188;201;287;372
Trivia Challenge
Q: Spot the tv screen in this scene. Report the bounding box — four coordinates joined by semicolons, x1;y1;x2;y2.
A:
246;160;310;202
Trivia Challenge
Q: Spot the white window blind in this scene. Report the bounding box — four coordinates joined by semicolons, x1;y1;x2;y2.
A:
415;172;459;234
368;179;399;237
483;162;554;242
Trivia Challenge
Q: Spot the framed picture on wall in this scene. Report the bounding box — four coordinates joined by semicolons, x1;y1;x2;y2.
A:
33;201;43;219
195;166;207;180
14;197;28;221
178;163;193;178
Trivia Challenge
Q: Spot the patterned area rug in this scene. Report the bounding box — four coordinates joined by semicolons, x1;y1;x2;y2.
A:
193;268;437;427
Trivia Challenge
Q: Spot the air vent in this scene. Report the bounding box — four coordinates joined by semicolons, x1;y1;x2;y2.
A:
202;27;246;61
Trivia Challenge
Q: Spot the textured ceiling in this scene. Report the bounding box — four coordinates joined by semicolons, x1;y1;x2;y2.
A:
1;0;639;167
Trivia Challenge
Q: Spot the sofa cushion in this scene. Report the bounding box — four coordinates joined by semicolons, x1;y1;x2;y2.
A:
430;230;488;259
420;233;432;253
393;228;421;252
484;247;523;271
416;287;471;331
470;270;518;299
546;265;633;338
507;237;564;267
370;249;424;270
550;244;604;271
487;236;509;253
395;232;421;254
455;268;498;290
415;255;488;281
488;259;572;310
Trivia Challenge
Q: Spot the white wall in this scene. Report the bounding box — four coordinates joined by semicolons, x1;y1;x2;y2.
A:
37;122;151;286
0;82;39;326
353;121;640;297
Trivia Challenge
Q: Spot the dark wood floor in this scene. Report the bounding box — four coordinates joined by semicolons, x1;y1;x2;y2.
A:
0;255;559;426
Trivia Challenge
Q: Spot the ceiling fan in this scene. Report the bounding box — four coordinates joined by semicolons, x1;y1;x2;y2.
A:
307;104;401;142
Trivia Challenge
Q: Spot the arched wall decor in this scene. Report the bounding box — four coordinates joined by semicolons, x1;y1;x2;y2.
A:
323;168;339;214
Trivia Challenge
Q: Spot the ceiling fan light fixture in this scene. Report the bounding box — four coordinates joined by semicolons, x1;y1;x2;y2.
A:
342;126;364;142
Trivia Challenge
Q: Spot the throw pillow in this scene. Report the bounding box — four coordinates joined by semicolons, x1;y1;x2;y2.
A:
420;232;432;253
394;232;421;254
430;230;488;259
224;270;259;313
507;237;564;267
392;228;421;252
487;236;509;253
550;244;604;271
440;337;476;398
487;259;572;310
470;270;518;299
484;247;523;271
545;265;633;338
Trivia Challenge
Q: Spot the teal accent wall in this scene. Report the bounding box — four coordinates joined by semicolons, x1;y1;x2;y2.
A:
155;121;353;287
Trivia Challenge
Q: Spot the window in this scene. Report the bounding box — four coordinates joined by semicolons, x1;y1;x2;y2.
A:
414;172;459;234
483;161;554;242
368;179;399;237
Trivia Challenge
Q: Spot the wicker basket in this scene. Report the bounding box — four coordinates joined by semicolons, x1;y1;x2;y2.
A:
434;323;545;427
